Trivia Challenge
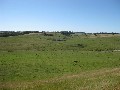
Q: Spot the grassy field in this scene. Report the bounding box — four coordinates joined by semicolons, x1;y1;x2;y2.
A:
0;33;120;90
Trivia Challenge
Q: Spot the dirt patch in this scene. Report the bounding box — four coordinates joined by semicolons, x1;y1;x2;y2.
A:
113;50;120;52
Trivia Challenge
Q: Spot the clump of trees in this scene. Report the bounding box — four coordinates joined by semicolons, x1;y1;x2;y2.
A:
0;31;22;37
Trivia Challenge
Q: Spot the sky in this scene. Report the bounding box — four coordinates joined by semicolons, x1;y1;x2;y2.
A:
0;0;120;33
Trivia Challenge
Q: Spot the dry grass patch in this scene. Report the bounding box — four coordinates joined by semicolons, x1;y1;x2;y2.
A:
1;68;120;90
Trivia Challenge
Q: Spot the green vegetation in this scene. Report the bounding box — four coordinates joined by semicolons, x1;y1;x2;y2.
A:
0;33;120;90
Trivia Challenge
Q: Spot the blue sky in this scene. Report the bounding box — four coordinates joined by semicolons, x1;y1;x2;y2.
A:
0;0;120;33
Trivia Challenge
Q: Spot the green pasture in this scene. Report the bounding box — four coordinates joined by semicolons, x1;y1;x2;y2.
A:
0;33;120;90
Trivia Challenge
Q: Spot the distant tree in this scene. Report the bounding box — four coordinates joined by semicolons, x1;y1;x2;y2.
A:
112;32;114;35
94;33;97;36
84;33;87;36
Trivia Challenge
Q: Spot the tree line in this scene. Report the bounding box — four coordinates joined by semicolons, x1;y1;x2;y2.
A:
0;31;39;37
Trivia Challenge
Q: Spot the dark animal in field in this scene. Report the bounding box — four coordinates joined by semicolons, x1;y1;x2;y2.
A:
74;61;78;63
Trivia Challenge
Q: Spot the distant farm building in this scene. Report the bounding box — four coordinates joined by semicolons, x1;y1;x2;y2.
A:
61;31;74;36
